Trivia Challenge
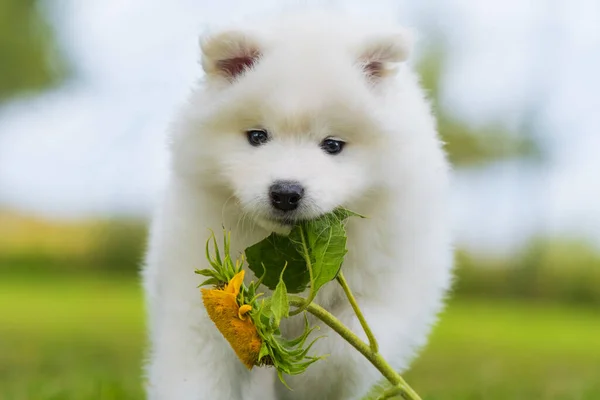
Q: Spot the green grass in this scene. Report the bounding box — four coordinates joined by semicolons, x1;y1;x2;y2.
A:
1;275;599;400
0;275;144;400
405;300;600;400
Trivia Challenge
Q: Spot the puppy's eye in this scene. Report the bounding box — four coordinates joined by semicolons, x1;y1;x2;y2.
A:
320;138;345;155
246;129;269;147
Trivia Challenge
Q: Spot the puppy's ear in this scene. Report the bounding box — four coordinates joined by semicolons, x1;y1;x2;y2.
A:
358;30;413;79
201;30;262;80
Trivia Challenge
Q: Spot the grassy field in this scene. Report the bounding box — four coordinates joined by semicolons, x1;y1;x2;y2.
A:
1;275;599;400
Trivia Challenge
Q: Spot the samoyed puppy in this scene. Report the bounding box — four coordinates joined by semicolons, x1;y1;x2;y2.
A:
142;8;452;400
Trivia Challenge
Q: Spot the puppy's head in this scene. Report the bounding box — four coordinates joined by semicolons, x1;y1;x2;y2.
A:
172;14;418;231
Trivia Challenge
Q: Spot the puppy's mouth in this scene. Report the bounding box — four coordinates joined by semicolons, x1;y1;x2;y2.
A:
256;210;321;234
241;199;331;233
252;216;295;235
263;215;302;232
267;215;299;226
266;207;323;227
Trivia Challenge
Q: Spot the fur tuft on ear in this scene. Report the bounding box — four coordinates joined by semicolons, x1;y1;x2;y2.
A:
358;30;413;79
201;30;262;80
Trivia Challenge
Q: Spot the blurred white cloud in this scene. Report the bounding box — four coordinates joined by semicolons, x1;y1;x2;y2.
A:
0;0;598;251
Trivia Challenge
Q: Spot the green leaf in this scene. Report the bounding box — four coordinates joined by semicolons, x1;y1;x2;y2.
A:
245;208;361;296
332;208;365;220
277;369;293;390
245;232;310;293
279;314;316;347
198;277;220;287
194;268;216;277
299;215;349;296
270;265;290;328
258;342;270;362
205;231;222;269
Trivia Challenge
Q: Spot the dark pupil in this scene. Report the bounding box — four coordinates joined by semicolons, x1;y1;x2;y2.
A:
249;130;267;145
323;140;342;154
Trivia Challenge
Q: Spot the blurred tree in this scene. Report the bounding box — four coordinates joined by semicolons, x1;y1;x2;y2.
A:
417;45;541;167
454;237;600;306
0;0;67;103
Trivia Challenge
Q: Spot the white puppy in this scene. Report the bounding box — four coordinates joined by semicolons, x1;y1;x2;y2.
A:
143;9;452;400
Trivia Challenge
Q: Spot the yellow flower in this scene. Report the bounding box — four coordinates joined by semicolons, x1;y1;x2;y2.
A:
201;270;262;369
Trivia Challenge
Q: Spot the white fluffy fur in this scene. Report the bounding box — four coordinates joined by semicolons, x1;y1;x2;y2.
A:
143;9;452;400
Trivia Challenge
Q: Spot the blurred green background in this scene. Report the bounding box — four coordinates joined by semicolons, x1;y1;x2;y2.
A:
0;1;598;399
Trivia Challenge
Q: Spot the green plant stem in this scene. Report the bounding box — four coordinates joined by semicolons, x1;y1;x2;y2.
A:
376;385;405;400
336;271;379;353
288;296;422;400
289;228;315;316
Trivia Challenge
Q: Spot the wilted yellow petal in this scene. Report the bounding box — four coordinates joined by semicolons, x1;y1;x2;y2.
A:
224;270;245;296
238;304;252;319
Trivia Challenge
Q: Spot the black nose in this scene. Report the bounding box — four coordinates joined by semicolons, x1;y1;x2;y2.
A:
269;181;305;212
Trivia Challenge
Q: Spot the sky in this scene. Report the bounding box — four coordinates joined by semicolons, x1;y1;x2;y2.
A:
0;0;599;253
